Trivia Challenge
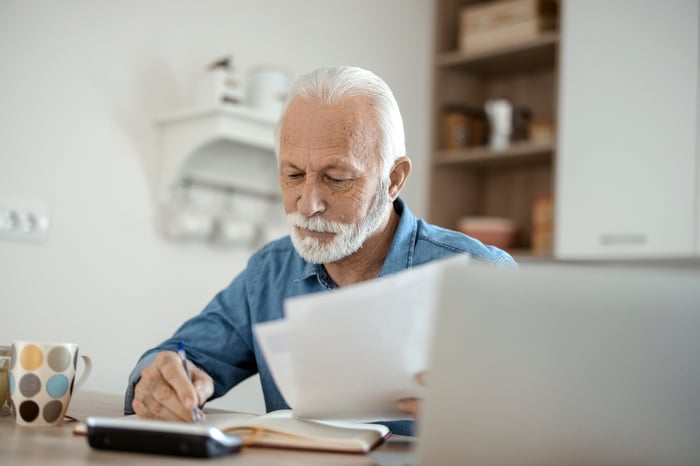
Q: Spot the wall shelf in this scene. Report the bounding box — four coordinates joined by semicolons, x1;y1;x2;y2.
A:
154;104;284;245
155;105;279;200
179;176;281;202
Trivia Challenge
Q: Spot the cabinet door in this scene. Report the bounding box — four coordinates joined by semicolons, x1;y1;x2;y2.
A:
555;0;698;259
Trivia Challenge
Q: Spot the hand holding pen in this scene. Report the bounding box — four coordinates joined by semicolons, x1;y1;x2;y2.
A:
131;344;214;422
177;342;205;423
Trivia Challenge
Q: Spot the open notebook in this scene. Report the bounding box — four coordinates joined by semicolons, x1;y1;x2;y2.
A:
77;409;389;454
204;409;389;452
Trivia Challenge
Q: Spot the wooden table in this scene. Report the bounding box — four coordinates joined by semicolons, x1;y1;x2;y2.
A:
1;391;415;465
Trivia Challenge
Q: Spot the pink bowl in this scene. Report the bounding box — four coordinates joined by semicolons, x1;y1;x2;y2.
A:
456;217;517;249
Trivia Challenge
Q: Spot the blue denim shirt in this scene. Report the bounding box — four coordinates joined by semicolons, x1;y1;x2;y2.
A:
124;198;516;435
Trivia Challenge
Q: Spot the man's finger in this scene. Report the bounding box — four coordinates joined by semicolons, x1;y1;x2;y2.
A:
155;352;199;411
132;351;200;421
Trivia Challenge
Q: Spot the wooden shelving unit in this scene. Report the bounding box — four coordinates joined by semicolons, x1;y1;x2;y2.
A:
436;31;559;72
435;140;554;167
428;0;559;255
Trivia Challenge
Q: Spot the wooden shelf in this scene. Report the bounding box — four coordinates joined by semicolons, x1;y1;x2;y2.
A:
428;0;559;255
434;140;554;168
436;32;560;74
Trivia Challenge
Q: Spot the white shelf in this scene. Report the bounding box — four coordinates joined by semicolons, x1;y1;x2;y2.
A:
155;104;279;200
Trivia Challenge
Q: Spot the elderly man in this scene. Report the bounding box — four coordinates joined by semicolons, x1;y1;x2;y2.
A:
125;66;516;435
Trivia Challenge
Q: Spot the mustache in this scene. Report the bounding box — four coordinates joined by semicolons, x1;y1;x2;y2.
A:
286;213;347;234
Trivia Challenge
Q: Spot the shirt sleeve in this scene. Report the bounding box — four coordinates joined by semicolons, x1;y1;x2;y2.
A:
123;351;158;414
123;269;258;414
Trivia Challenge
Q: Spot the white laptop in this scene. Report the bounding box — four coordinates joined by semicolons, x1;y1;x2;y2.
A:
415;260;700;466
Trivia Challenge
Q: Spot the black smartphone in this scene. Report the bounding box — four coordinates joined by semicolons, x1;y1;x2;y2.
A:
86;416;243;458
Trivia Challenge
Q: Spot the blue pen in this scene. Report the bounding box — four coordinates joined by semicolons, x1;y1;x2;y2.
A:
176;342;204;423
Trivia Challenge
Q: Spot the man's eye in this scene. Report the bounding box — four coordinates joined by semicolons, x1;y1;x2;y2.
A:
287;173;304;180
326;175;349;184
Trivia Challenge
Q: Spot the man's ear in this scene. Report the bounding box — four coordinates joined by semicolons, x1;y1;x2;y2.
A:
388;156;412;201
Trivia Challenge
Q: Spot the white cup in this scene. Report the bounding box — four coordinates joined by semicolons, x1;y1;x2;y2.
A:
247;66;291;117
9;341;92;426
158;202;215;241
211;215;258;247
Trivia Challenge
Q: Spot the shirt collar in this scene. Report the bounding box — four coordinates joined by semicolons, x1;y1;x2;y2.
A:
292;197;418;285
378;197;417;277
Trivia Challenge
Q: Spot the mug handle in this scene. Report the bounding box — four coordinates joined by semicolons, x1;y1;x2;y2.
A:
74;355;93;392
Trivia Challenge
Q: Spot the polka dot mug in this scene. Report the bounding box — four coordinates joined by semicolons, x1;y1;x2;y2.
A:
9;341;92;426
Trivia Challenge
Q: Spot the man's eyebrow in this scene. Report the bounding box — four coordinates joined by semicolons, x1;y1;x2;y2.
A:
280;161;303;170
280;160;362;174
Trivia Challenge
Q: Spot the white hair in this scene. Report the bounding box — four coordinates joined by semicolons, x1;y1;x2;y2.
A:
274;66;406;176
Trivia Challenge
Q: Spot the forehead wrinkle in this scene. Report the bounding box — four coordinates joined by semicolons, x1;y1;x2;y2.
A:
282;134;350;151
281;142;365;173
280;96;383;173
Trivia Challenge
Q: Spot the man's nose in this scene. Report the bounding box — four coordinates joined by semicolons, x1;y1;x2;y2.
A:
297;180;326;217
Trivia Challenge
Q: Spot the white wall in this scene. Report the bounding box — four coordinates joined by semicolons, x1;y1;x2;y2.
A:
0;0;433;413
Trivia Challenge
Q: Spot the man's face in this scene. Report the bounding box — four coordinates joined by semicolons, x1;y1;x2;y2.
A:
278;96;390;264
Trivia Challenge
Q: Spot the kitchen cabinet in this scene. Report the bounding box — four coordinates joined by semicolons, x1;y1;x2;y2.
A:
555;0;699;259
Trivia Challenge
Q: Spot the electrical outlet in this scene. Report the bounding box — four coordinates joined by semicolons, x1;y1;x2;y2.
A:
0;203;50;242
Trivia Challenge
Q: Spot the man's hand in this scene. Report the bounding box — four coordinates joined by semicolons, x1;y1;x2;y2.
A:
397;371;427;419
132;350;214;422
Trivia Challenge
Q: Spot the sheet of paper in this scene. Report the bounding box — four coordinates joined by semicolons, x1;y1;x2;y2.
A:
253;319;296;407
254;255;470;422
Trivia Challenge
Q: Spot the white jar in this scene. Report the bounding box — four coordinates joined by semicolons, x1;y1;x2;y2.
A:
246;66;291;117
485;99;513;151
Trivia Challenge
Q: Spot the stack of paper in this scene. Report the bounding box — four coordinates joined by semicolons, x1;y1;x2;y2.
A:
254;256;468;422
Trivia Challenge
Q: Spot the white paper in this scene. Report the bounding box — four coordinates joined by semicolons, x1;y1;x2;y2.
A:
253;320;296;407
254;255;470;422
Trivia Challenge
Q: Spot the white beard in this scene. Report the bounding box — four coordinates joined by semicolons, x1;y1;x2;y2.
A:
287;181;390;264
